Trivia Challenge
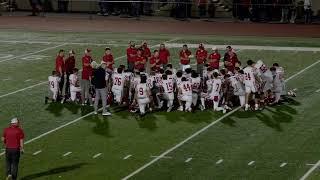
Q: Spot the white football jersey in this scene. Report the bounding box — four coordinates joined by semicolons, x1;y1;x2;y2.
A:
48;76;60;90
147;76;154;89
154;73;163;87
136;83;149;98
191;77;201;93
112;73;125;90
161;79;174;93
230;76;245;95
69;74;79;87
123;72;133;82
208;78;222;96
179;81;192;96
243;66;258;83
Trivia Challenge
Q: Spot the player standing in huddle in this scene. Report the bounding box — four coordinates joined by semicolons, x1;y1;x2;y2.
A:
69;68;81;102
231;69;246;107
270;67;283;104
191;71;201;109
102;47;114;71
112;68;125;104
135;75;151;116
160;74;175;112
46;71;61;103
243;60;260;111
207;72;225;112
273;63;286;95
178;77;193;112
179;44;192;71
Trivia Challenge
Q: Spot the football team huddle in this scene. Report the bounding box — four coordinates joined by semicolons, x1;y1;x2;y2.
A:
46;41;295;116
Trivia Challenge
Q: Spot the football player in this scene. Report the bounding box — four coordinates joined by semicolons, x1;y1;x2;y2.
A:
207;72;225;112
46;71;61;103
178;77;193;112
135;75;151;116
69;68;81;102
243;60;260;111
270;67;283;104
191;71;201;108
112;68;126;104
160;74;175;112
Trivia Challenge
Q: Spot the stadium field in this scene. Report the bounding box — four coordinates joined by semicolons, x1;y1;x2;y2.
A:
0;30;320;180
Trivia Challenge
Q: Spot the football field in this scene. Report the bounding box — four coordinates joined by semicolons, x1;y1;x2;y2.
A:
0;30;320;180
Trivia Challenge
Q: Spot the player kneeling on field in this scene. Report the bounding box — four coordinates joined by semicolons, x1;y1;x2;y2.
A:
207;72;225;113
69;68;81;102
135;75;151;116
46;71;61;104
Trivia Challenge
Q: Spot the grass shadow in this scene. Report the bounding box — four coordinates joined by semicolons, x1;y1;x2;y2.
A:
20;163;88;180
45;102;64;117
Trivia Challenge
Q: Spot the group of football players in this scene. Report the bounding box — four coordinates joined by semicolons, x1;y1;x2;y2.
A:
47;43;294;116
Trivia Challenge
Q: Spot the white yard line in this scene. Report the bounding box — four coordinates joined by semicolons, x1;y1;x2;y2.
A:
32;150;42;156
93;153;102;159
248;161;255;166
315;89;320;93
123;155;132;160
121;60;320;180
0;81;47;99
300;160;320;180
24;79;32;82
280;163;287;167
150;155;173;159
216;159;223;164
62;152;72;157
0;43;68;63
185;158;193;163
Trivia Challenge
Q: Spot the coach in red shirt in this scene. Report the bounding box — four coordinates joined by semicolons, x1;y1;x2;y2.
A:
150;50;161;72
179;44;192;71
102;47;114;71
224;50;239;73
135;48;146;72
55;49;66;99
159;43;170;69
81;48;93;105
208;47;221;70
65;50;76;98
127;42;137;72
195;43;208;76
2;118;24;180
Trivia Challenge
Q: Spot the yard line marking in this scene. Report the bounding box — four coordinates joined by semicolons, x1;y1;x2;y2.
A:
185;158;193;163
121;60;320;180
24;79;32;82
300;160;320;180
93;153;102;159
0;81;47;99
280;163;287;167
32;150;42;156
123;155;132;160
62;152;72;157
2;78;10;81
306;163;315;166
0;43;68;63
248;161;255;166
150;155;173;159
315;89;320;93
216;159;223;164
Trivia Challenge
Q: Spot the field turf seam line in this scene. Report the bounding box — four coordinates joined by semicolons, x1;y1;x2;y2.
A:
0;43;68;63
300;160;320;180
121;59;320;180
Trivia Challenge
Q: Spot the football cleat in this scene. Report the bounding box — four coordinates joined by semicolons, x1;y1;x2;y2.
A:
167;106;173;112
102;112;112;116
178;106;184;111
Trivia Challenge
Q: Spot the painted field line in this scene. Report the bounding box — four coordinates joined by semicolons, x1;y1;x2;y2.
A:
300;160;320;180
123;155;132;160
24;79;32;82
63;152;72;157
93;153;102;159
280;162;287;167
248;161;255;166
185;158;193;163
0;37;180;158
0;81;47;99
150;155;173;159
2;78;10;81
316;89;320;93
306;163;316;166
216;159;223;164
121;60;320;180
32;150;42;156
0;43;68;63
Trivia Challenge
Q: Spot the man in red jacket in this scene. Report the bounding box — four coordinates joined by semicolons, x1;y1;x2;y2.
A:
141;41;151;73
150;50;161;72
81;48;93;105
55;49;66;101
2;118;24;180
195;43;208;76
159;43;170;69
127;42;137;72
135;48;146;72
179;44;192;71
208;47;221;70
65;50;76;99
224;50;239;73
102;47;114;71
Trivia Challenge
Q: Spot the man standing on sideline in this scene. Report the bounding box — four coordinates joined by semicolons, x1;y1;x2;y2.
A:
2;118;24;180
55;49;66;102
195;43;208;76
179;44;192;71
92;62;111;116
159;43;170;69
127;42;137;72
81;48;93;106
64;50;76;99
